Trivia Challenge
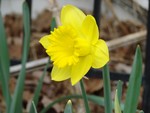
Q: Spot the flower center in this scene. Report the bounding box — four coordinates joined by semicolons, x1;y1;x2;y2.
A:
74;38;91;56
46;25;91;68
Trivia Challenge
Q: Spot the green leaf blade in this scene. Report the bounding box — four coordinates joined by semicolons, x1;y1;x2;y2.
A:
0;11;11;113
117;80;123;104
123;46;142;113
9;1;31;113
0;12;10;80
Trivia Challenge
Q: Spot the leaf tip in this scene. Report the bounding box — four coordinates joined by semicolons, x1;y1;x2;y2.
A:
67;100;72;104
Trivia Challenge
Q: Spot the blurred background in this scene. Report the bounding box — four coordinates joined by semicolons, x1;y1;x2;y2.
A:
0;0;149;113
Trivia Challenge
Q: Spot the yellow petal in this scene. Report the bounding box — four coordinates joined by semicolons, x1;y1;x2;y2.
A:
71;55;92;85
81;15;99;44
114;90;122;113
51;66;71;81
61;4;86;29
92;40;109;68
39;35;51;49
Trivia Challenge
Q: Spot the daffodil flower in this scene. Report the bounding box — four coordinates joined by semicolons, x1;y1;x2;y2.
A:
39;4;109;85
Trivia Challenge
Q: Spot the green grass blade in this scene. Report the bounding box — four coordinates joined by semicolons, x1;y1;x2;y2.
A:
9;1;31;113
32;101;38;113
0;11;11;112
117;80;123;104
80;79;90;113
123;46;142;113
64;100;72;113
102;64;113;113
40;94;105;113
29;61;49;113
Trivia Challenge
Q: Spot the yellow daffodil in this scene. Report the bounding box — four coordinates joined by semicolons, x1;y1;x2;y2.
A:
39;4;109;85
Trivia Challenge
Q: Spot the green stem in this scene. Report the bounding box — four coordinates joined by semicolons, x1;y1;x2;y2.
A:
102;64;113;113
79;79;90;113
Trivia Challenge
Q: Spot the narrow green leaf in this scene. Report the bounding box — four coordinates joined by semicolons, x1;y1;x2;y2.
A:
32;101;38;113
29;61;49;113
64;100;72;113
0;10;11;113
87;95;105;106
123;46;142;113
80;79;90;113
114;90;122;113
117;80;123;104
0;11;10;81
9;1;31;113
102;64;113;113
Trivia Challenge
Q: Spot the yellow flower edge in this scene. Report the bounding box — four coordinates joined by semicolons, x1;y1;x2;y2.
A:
39;4;109;85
